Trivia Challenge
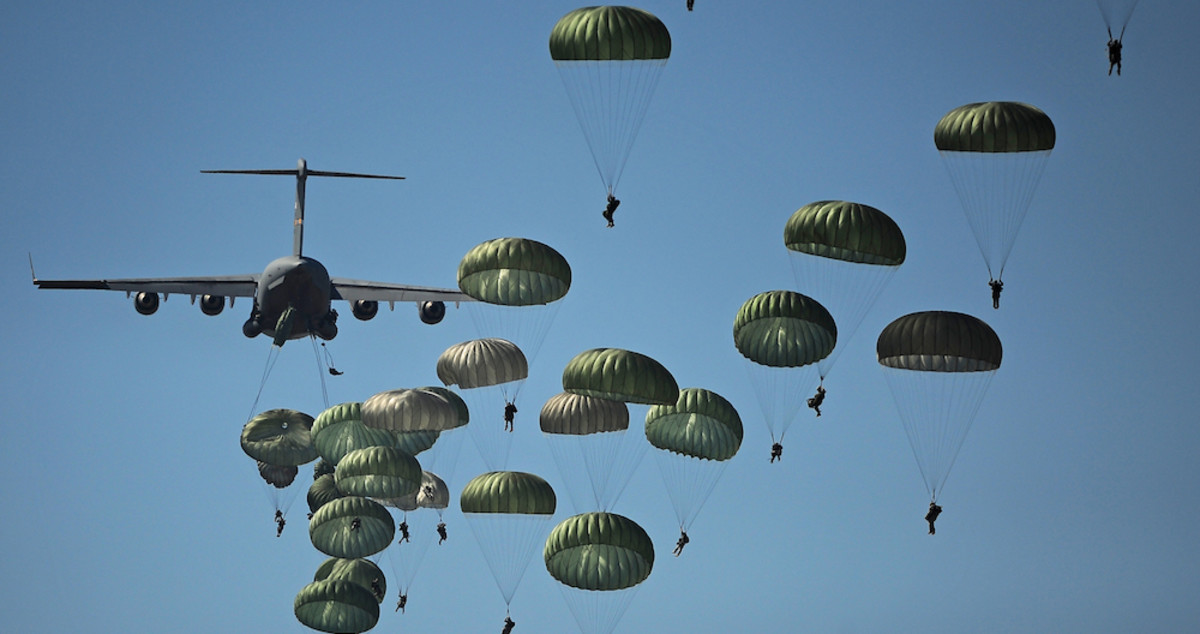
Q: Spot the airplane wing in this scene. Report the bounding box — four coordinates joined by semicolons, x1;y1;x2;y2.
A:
331;278;474;304
32;274;259;298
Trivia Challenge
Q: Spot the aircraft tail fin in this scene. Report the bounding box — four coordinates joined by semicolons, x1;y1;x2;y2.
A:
202;158;405;257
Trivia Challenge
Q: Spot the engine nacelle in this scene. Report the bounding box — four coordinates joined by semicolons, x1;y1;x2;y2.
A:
199;295;224;316
419;301;446;325
352;300;379;321
242;318;262;338
134;292;160;315
315;321;338;341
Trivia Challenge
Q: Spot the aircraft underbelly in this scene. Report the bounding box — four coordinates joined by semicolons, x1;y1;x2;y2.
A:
256;256;332;339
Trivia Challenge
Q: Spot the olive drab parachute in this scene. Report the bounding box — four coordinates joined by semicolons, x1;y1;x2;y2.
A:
309;495;396;559
935;102;1055;290
307;473;345;516
460;471;557;616
734;291;836;445
437;338;530;471
333;446;422;500
540;391;637;513
241;409;318;466
457;237;571;366
363;388;461;433
311;402;401;466
544;511;654;634
257;461;298;488
785;201;905;379
294;579;380;634
562;347;680;406
877;311;1002;502
645;388;742;540
550;6;671;197
313;558;386;605
559;348;678;511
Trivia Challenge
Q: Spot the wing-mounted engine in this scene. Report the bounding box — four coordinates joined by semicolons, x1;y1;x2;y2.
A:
134;292;160;315
351;300;379;321
419;300;446;325
199;294;225;316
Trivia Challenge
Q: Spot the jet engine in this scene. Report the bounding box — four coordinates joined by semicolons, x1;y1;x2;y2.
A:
352;300;379;321
134;292;160;315
199;295;224;316
243;318;262;338
419;301;446;325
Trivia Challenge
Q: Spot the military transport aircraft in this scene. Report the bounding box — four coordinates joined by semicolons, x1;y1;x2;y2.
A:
32;158;472;346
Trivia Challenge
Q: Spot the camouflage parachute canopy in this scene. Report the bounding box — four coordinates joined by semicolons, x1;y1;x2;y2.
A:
561;347;680;405
313;558;386;605
733;291;837;368
544;511;654;591
644;387;743;461
934;101;1055;153
457;237;571;306
877;311;1002;372
784;201;906;266
460;471;557;515
549;5;672;61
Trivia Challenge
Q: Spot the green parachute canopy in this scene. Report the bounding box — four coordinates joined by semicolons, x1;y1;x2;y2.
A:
645;388;743;462
877;311;1002;372
784;200;906;266
309;496;395;559
460;471;557;515
416;386;470;429
562;347;680;405
362;388;460;433
734;291;837;368
314;558;386;604
307;473;345;515
539;391;630;435
257;461;298;488
458;238;571;306
544;511;654;591
436;338;529;389
311;402;400;466
549;6;671;61
240;409;318;466
294;579;380;634
333;446;422;500
934;102;1056;153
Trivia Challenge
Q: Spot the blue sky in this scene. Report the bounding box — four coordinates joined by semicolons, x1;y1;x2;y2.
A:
3;1;1198;632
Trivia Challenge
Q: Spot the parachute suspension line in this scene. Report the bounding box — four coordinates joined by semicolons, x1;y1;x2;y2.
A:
308;336;331;410
246;344;283;422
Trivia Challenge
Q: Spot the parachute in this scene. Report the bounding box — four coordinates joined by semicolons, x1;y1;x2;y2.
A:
310;402;401;466
561;347;680;406
460;471;557;620
544;511;654;634
935;102;1055;292
877;311;1002;502
733;291;836;446
550;6;671;199
437;338;529;471
785;201;905;379
559;347;679;511
539;391;638;513
457;237;571;366
294;579;380;634
307;473;345;517
241;408;317;520
362;388;461;434
645;388;742;536
333;446;422;500
308;495;395;559
313;558;386;605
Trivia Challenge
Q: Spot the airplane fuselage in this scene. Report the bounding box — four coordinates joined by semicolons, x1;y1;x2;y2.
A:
245;255;337;342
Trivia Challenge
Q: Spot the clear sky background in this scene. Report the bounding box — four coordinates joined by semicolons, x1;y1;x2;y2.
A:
3;2;1198;632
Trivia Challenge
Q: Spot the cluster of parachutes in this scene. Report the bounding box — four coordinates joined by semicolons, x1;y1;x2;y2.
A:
733;99;1058;513
238;227;750;633
238;4;1083;631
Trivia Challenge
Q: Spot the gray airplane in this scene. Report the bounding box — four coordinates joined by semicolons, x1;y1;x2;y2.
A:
32;158;472;346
